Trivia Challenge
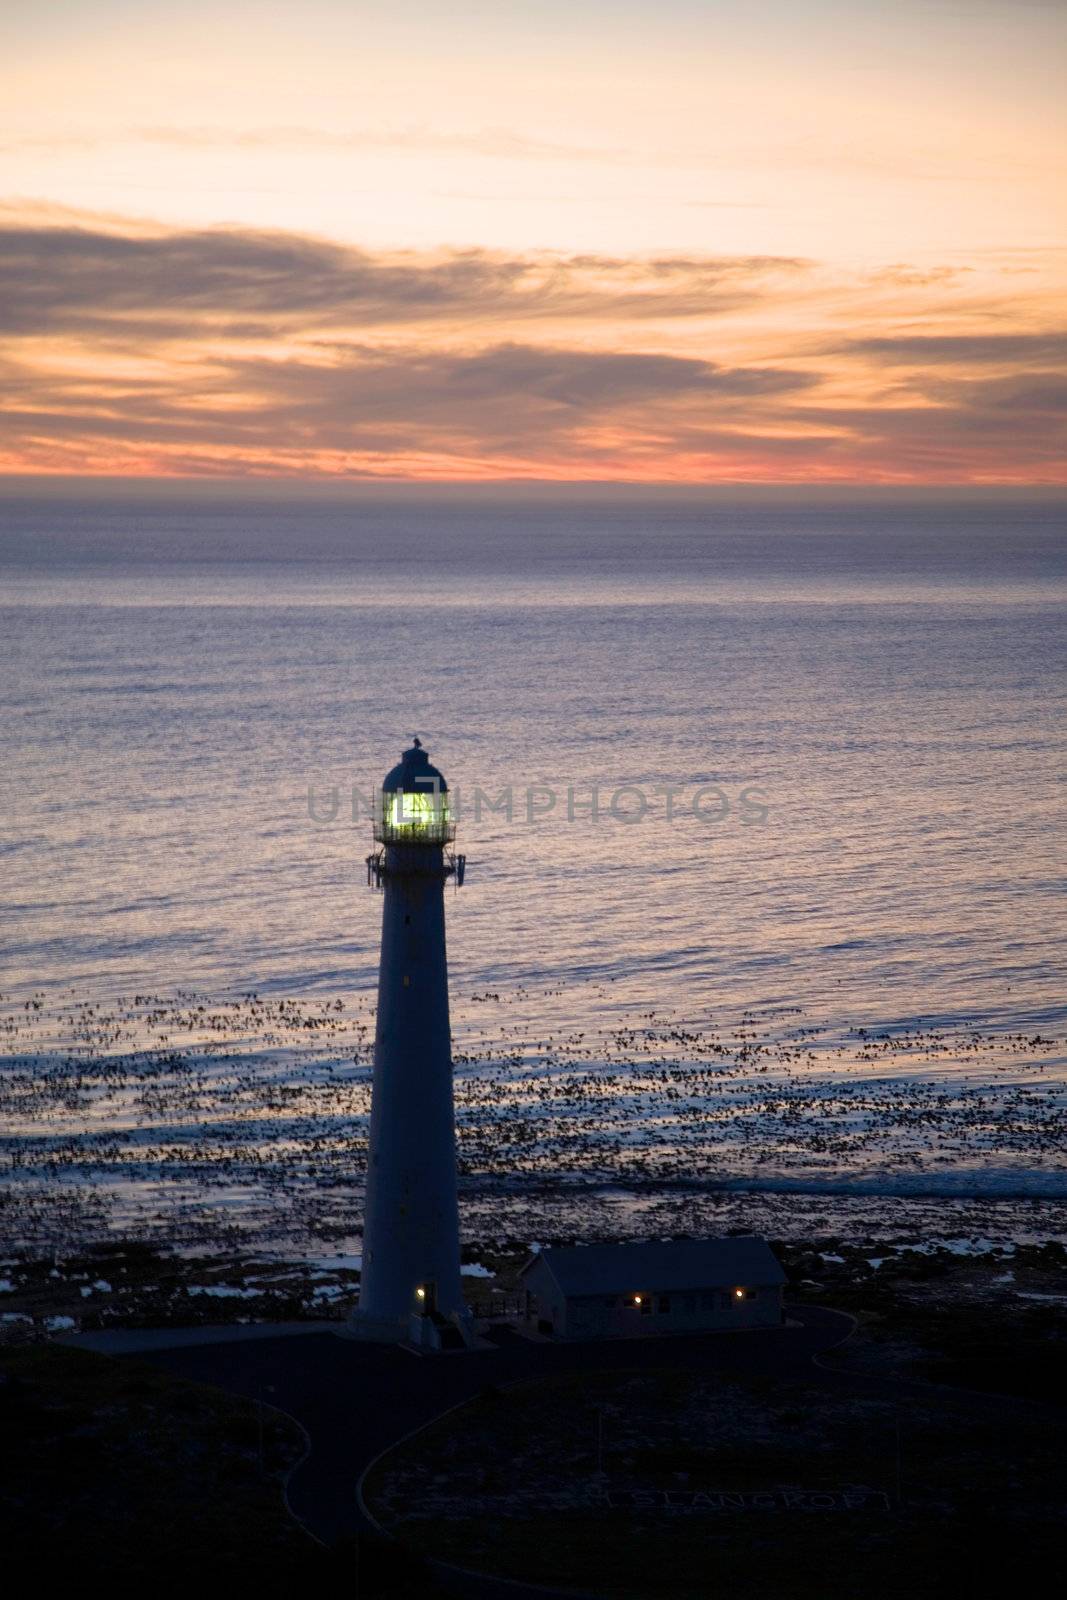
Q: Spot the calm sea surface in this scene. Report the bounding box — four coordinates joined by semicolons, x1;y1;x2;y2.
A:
1;493;1066;1245
2;492;1064;1031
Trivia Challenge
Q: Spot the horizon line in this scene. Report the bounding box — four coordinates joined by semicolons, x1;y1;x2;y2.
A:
1;474;1065;503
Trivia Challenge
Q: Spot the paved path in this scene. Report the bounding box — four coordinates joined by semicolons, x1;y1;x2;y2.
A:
135;1308;852;1548
62;1320;334;1354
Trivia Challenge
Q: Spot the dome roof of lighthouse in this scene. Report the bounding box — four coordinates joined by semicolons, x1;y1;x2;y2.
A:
382;738;448;795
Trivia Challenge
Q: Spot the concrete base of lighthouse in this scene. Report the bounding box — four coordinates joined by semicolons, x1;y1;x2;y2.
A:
344;1304;477;1351
341;1309;409;1345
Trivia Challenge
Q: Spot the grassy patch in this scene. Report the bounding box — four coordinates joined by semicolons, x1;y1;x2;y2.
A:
0;1344;321;1580
364;1369;1064;1599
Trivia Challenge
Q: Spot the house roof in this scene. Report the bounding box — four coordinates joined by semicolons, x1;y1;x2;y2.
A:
520;1237;786;1296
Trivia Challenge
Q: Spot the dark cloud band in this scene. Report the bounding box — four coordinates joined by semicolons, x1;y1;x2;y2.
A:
0;221;806;336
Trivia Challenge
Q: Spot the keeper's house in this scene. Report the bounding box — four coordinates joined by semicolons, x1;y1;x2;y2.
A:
519;1237;785;1340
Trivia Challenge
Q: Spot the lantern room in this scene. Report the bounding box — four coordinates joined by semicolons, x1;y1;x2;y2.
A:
374;737;455;846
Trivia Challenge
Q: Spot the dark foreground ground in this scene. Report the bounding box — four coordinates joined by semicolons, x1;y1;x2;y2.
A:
365;1364;1064;1600
2;1238;1064;1597
0;1343;332;1583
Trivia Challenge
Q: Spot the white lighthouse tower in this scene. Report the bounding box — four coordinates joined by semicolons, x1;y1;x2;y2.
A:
348;739;471;1349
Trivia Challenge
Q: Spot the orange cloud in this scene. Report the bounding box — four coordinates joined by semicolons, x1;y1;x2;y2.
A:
1;210;1064;484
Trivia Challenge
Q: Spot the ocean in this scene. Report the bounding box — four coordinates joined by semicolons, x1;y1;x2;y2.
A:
1;490;1065;1252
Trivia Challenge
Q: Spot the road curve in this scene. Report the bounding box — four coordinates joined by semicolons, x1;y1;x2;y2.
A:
138;1306;853;1547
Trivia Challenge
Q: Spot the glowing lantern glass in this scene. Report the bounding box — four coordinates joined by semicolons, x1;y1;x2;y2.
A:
387;789;448;831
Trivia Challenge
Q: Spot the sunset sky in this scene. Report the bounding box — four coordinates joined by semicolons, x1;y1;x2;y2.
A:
2;0;1065;483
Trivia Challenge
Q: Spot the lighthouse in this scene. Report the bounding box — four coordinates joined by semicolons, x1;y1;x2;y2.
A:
348;739;471;1349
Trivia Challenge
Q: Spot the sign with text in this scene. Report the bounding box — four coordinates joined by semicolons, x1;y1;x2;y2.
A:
605;1487;890;1513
